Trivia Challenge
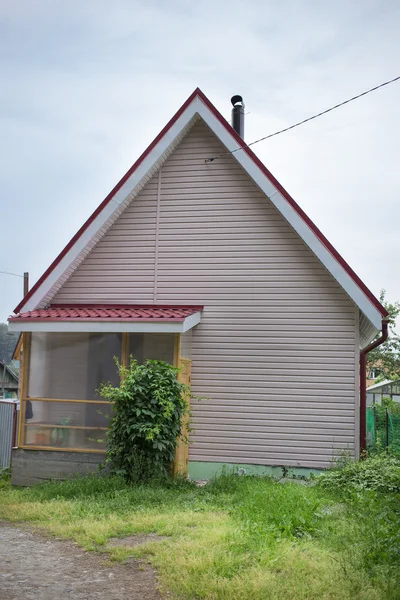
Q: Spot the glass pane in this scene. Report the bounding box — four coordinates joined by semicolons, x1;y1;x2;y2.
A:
24;425;106;451
180;330;192;359
23;399;112;450
87;333;122;400
28;332;121;400
24;400;113;427
128;333;175;364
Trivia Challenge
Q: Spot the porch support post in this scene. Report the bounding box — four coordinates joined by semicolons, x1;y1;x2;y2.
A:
18;332;31;447
173;331;191;477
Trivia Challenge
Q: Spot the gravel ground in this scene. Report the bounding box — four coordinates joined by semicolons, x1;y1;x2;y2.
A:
0;524;163;600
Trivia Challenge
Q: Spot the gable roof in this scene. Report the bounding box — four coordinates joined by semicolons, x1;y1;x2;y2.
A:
13;88;388;332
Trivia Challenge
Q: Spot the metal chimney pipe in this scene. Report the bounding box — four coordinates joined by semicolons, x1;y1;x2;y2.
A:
23;272;29;297
231;95;245;139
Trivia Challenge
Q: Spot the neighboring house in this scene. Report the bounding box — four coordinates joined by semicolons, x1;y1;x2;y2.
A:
8;89;388;485
366;360;384;388
0;360;18;399
366;379;400;405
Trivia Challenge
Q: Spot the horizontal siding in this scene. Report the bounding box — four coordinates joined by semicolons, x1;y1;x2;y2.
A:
157;121;358;469
52;181;158;303
52;120;358;468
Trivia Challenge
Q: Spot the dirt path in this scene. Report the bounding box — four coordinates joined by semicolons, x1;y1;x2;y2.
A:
0;524;163;600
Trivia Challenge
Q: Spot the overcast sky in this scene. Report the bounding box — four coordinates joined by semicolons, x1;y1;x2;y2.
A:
1;0;399;323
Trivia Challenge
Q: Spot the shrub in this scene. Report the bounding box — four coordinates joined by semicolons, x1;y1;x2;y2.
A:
0;467;11;487
99;359;189;482
318;452;400;494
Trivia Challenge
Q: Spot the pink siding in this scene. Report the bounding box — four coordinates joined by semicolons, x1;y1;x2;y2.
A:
53;180;159;303
53;120;359;469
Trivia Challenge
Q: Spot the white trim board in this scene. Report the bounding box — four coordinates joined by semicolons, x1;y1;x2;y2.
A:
15;93;382;333
8;312;202;334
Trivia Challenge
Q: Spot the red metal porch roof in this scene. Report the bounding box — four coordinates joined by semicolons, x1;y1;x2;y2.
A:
9;305;203;323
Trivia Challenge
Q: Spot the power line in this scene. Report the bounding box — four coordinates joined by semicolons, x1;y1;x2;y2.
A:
205;75;400;162
0;271;23;278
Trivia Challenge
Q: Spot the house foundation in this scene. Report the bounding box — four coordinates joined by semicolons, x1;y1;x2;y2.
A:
11;449;105;486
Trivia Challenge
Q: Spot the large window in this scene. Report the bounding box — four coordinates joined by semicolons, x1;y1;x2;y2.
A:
28;332;121;400
128;333;175;364
23;332;121;451
21;331;176;452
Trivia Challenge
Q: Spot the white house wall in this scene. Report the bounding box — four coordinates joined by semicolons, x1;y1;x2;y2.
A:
52;120;359;469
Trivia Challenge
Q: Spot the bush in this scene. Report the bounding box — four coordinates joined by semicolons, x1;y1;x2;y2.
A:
318;452;400;494
318;453;400;582
99;359;189;482
382;397;400;415
0;467;10;488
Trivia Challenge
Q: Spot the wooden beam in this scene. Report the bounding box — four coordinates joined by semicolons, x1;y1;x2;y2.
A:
24;424;108;431
18;332;31;447
23;397;112;405
19;445;106;454
173;358;192;478
173;333;180;369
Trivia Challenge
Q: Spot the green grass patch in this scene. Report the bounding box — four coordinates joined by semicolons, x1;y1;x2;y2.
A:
1;457;399;599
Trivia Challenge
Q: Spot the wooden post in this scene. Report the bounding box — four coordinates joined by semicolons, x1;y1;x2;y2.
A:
18;332;31;447
173;358;192;477
173;333;180;369
385;408;389;453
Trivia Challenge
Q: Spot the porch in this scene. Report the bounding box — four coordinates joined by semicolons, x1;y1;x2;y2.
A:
9;305;201;483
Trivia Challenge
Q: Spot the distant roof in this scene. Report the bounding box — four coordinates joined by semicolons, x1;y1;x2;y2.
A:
366;379;398;392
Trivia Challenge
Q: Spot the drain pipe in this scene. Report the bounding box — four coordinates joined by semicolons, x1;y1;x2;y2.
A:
359;320;389;455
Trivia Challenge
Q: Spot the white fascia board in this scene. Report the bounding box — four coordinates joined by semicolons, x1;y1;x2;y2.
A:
182;311;201;332
18;103;201;314
8;312;202;334
196;100;382;330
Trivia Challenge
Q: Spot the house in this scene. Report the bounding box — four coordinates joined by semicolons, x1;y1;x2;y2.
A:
365;358;385;387
0;360;18;400
366;379;400;405
8;89;388;485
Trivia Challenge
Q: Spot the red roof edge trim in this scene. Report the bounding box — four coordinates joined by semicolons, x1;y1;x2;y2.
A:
195;90;388;319
14;89;203;314
9;305;204;323
10;318;191;323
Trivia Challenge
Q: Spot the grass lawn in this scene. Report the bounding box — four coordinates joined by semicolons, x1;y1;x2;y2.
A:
1;459;399;600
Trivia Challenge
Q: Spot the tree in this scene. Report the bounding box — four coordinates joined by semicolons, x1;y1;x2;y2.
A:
0;323;19;366
366;290;400;381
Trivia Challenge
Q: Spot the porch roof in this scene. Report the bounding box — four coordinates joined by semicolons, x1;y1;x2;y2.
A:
8;305;203;333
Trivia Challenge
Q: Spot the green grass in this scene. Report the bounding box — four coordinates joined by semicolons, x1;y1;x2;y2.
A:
1;460;399;600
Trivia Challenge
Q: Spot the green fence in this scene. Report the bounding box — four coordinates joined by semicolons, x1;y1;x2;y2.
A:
367;406;400;454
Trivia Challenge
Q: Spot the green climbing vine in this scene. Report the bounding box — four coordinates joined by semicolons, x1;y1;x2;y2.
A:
98;358;189;482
